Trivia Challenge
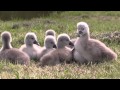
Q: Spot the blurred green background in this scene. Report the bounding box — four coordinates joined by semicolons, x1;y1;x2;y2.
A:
0;11;61;20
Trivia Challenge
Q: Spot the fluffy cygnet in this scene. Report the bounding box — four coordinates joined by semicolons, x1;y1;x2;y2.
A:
73;22;117;64
40;33;74;67
19;32;41;61
0;31;30;65
38;35;57;60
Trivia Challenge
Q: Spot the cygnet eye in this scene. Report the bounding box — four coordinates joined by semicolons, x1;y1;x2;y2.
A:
66;39;69;41
50;42;53;44
81;27;84;31
31;37;34;39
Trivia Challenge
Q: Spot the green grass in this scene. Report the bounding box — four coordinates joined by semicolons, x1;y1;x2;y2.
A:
0;11;120;79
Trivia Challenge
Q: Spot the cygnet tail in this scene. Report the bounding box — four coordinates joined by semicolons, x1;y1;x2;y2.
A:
102;48;117;61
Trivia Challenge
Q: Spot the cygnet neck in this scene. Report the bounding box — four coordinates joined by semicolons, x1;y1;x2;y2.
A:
1;41;12;51
57;42;65;49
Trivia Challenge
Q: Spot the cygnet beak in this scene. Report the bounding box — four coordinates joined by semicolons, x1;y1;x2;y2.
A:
69;41;74;46
53;44;57;48
33;40;40;46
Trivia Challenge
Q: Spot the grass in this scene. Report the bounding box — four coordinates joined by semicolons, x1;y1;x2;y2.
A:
0;11;120;79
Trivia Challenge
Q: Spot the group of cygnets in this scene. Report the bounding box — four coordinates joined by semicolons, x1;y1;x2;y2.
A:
0;22;118;67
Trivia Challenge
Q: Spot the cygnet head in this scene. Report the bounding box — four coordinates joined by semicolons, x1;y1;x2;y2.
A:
77;22;90;38
44;36;57;49
57;33;74;48
45;29;56;37
24;32;40;46
1;31;12;44
0;31;12;51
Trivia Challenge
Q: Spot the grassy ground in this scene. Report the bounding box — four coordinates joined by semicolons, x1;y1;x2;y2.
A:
0;11;119;79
